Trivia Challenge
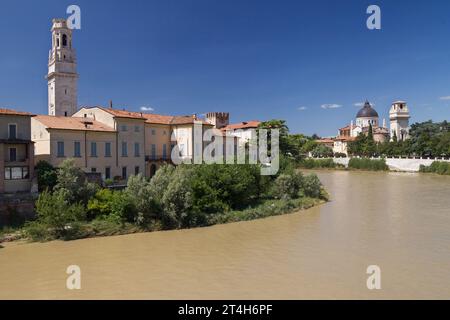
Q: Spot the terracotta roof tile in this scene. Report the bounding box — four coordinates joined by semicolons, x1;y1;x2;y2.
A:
96;107;146;120
0;108;33;116
222;120;261;131
34;115;116;132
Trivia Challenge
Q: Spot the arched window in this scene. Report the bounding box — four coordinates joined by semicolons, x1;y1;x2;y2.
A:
62;34;67;47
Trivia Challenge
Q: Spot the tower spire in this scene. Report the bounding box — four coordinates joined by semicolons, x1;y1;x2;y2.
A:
47;18;78;117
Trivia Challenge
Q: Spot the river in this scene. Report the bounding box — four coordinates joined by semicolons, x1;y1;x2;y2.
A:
1;170;449;299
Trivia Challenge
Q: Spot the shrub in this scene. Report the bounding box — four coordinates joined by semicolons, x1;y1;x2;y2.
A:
88;189;136;223
311;144;333;158
271;173;302;199
299;158;339;169
161;166;195;228
34;189;86;238
54;159;98;204
24;221;52;242
300;173;323;199
190;164;259;212
125;174;157;224
348;158;388;171
420;161;450;175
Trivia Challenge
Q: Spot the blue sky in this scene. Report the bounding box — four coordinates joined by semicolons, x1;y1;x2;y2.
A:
1;0;450;136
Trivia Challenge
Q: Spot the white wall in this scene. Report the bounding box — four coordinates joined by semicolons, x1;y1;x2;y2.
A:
315;157;450;172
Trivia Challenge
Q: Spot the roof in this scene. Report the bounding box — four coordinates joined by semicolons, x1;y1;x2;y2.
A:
356;101;379;118
0;108;33;116
34;115;116;132
222;120;261;131
335;136;357;142
316;138;335;144
96;107;146;120
83;106;212;125
339;125;351;131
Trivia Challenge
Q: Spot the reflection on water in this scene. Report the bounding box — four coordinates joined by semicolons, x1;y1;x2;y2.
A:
1;171;450;299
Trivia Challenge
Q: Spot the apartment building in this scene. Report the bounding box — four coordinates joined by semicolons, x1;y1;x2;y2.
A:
0;109;35;193
31;115;123;180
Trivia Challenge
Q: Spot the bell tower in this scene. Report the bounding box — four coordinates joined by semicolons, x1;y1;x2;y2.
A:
47;18;78;117
389;101;410;141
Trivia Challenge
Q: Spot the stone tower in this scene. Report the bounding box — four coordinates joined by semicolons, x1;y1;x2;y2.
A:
47;18;78;117
389;101;410;141
205;112;230;129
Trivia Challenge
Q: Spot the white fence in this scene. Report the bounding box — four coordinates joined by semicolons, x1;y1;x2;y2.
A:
312;157;450;172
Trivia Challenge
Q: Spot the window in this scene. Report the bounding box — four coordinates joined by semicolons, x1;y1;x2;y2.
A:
105;142;111;157
135;166;140;175
9;148;17;162
163;130;167;136
121;142;128;157
122;167;127;179
62;34;67;47
162;144;167;160
134;143;140;157
151;129;156;135
64;111;68;117
4;167;29;180
57;141;65;157
91;168;97;173
105;167;111;180
91;142;97;157
8;124;17;139
121;125;128;132
74;142;81;157
151;144;156;160
134;126;140;132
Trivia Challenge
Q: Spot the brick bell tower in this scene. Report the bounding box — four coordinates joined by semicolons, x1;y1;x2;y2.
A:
47;18;79;117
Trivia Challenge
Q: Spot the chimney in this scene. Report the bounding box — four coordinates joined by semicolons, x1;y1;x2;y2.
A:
109;100;113;109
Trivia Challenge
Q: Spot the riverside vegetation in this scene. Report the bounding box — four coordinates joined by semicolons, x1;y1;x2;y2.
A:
18;157;328;242
419;161;450;175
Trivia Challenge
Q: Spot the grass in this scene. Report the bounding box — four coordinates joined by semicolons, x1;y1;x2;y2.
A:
420;161;450;175
299;158;344;169
347;158;389;171
208;196;326;225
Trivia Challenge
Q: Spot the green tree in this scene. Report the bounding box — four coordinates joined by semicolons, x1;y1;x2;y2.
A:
125;174;158;225
34;189;86;237
54;159;98;204
35;160;57;192
311;144;333;158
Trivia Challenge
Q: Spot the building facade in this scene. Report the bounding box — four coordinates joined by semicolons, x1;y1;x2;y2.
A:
330;101;410;156
0;109;35;193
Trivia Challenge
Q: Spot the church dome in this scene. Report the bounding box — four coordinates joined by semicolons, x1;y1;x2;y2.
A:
356;101;379;118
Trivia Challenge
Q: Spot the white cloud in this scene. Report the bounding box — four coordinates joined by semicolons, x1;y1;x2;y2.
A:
140;106;154;112
439;96;450;100
297;106;307;111
321;103;342;110
354;102;375;107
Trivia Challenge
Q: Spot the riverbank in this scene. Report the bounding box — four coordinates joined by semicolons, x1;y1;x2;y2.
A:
0;196;327;245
